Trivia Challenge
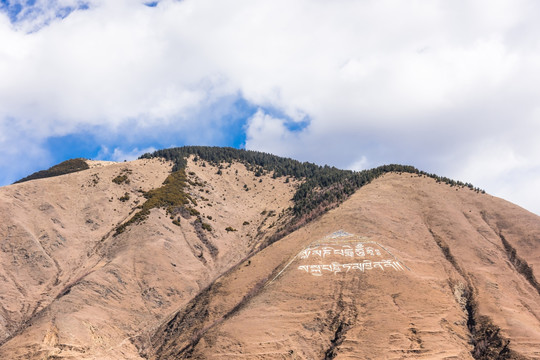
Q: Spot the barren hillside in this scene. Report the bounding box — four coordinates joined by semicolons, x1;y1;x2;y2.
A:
1;148;539;359
141;172;540;359
0;154;298;359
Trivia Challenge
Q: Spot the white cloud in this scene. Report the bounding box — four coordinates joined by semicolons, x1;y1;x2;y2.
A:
1;0;540;214
97;146;157;162
452;138;540;215
244;110;300;156
348;156;369;172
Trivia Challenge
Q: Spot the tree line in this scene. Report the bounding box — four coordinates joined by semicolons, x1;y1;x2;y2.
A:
140;146;484;220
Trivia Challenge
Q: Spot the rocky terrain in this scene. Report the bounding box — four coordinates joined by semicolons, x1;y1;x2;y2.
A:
0;148;539;359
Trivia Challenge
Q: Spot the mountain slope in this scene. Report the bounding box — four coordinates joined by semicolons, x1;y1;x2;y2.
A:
0;149;539;359
0;155;298;359
143;172;540;359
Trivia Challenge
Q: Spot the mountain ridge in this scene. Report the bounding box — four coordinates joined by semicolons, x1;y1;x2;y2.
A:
0;147;538;359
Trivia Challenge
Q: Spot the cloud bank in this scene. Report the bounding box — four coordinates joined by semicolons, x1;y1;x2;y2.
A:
1;0;539;214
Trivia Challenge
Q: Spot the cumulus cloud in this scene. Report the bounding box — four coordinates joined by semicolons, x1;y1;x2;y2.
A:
244;110;303;156
1;0;539;214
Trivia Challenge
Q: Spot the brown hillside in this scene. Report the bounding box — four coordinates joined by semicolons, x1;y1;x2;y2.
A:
0;157;297;359
144;173;540;359
0;159;539;359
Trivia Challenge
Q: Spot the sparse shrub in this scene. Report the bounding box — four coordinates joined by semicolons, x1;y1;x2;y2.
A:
119;192;130;202
112;174;129;185
243;221;250;226
201;222;212;231
91;174;99;185
225;226;237;232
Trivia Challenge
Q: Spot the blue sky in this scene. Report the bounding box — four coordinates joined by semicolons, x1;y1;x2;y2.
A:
1;0;540;215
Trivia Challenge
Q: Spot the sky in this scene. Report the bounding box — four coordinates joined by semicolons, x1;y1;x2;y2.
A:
0;0;539;215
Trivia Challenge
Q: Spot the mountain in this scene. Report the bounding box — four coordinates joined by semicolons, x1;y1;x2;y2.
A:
0;147;539;359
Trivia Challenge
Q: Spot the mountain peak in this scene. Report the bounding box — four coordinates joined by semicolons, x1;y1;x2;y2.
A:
1;148;538;359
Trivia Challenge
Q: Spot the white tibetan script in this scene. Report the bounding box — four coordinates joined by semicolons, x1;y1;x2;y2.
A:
299;244;381;259
298;260;404;276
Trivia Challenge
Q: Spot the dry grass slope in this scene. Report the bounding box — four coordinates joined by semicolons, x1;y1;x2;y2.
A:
0;150;538;360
